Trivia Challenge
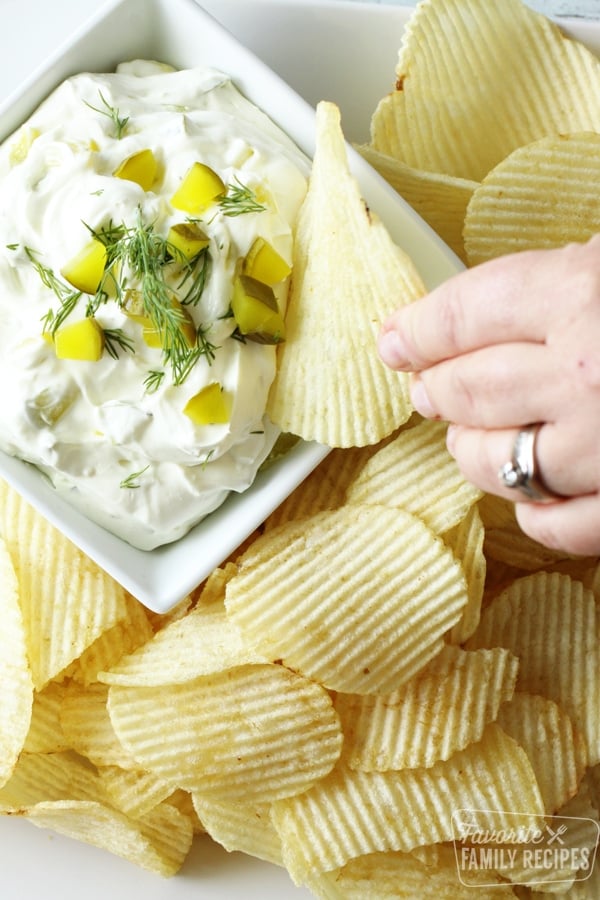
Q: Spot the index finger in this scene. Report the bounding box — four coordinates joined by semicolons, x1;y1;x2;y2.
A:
378;242;580;372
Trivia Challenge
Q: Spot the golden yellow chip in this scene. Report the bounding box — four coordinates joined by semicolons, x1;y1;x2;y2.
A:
225;505;468;694
0;479;129;689
464;132;600;266
467;572;600;765
107;663;342;803
370;0;600;182
445;504;486;643
192;795;283;866
98;601;267;687
497;692;589;814
267;100;425;448
344;418;482;534
355;143;477;262
98;765;174;819
22;681;68;754
272;723;544;882
16;799;192;877
0;749;108;808
0;534;33;788
334;645;517;771
59;681;138;769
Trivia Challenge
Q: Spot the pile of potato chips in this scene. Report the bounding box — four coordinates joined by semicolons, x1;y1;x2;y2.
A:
2;0;600;895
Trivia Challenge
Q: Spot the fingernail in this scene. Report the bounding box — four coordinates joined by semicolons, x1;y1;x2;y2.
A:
410;377;436;418
377;328;411;370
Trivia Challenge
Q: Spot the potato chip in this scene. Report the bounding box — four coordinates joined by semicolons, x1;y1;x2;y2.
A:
192;795;283;866
466;572;600;765
464;132;600;266
370;0;600;182
225;504;468;694
267;101;425;448
344;418;482;534
497;693;589;814
445;504;486;643
334;645;518;771
98;765;174;818
15;799;192;877
0;479;129;688
60;681;138;769
107;663;342;803
355;143;477;262
22;681;68;754
314;846;516;899
0;534;33;788
0;749;108;808
272;723;544;882
98;601;267;687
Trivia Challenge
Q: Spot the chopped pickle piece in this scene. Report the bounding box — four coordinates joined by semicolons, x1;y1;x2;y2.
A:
61;240;108;294
113;148;158;191
183;382;231;425
167;222;209;260
142;298;196;350
54;317;105;361
170;162;226;214
231;274;285;344
26;386;76;426
9;126;40;166
243;237;291;286
121;289;146;322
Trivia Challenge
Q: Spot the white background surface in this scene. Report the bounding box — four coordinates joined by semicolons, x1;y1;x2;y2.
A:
0;1;598;899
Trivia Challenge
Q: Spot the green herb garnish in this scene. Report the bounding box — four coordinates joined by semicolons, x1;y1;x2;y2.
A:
84;90;129;139
218;178;266;217
120;465;149;489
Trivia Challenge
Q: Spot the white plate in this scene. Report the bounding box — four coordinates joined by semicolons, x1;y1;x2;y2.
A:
1;3;598;899
0;0;462;614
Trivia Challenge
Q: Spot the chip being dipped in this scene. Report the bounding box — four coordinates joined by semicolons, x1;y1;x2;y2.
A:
267;101;426;448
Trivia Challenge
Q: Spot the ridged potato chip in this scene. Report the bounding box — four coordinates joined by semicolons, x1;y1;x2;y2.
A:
98;766;174;819
60;681;138;769
497;692;589;814
370;0;600;181
334;646;518;771
464;132;600;265
108;663;342;803
344;418;482;534
22;681;68;754
445;504;486;643
267;101;425;447
467;572;600;765
192;795;283;866
0;479;129;689
272;723;544;881
355;143;477;262
225;504;468;694
0;534;33;788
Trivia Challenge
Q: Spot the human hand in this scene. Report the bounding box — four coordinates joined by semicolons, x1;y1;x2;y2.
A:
377;234;600;556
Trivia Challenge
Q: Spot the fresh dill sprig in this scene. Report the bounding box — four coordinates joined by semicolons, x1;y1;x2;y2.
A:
103;327;135;359
177;246;210;307
23;247;83;334
84;90;129;139
143;369;165;393
120;465;149;489
218;178;266;217
89;212;216;384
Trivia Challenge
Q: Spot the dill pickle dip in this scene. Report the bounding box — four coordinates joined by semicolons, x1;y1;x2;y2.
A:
0;60;308;549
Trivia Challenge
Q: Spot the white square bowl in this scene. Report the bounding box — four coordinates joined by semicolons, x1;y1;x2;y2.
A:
0;0;463;612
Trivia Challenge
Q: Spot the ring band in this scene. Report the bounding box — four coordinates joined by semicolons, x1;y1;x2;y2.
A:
498;423;559;502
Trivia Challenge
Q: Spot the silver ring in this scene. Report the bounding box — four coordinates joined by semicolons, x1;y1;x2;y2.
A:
498;423;559;502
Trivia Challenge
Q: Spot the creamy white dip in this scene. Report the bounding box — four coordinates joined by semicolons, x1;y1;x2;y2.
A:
0;60;308;549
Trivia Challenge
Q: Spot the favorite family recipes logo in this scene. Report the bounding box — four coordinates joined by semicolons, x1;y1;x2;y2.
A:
452;809;599;888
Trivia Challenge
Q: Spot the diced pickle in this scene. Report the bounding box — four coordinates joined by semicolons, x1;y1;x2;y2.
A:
183;382;231;425
113;148;158;191
167;222;209;260
61;240;107;295
9;127;40;166
231;274;285;344
26;386;76;426
243;237;291;286
170;162;225;214
142;298;196;350
54;317;105;361
121;289;147;322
